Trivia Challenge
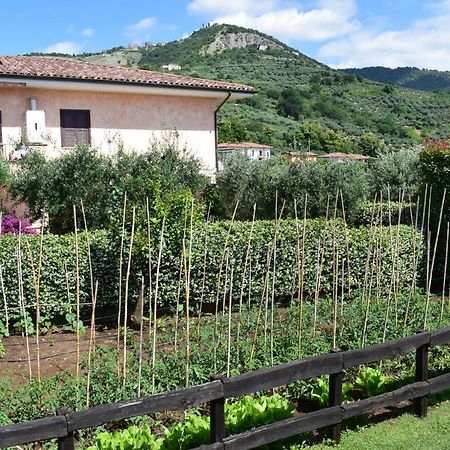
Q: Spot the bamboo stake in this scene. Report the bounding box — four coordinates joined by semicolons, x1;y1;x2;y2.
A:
137;276;145;397
425;189;447;329
439;222;449;325
404;196;421;327
35;214;45;384
213;202;239;372
236;203;256;358
298;195;307;357
313;196;330;336
151;216;166;393
174;254;184;353
73;206;81;378
226;267;234;377
0;265;8;335
249;244;272;366
117;194;128;375
270;199;285;366
196;203;211;340
146;197;153;342
122;207;136;385
17;224;32;379
80;200;94;306
86;281;98;408
185;198;194;387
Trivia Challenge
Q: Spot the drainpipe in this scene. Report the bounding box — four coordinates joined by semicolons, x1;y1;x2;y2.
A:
214;91;231;173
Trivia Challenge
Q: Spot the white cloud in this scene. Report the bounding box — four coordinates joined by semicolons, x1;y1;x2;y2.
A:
81;28;95;38
213;1;360;42
187;0;276;15
44;41;84;54
125;17;156;44
319;0;450;70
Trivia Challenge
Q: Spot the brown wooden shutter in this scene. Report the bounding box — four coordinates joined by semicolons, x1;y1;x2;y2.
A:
60;110;91;147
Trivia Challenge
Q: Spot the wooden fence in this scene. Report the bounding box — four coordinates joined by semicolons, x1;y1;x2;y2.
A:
1;326;450;449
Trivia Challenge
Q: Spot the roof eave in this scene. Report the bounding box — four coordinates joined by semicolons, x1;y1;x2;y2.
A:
0;74;255;99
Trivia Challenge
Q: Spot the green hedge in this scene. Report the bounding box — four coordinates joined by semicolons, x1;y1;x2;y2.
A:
0;219;422;328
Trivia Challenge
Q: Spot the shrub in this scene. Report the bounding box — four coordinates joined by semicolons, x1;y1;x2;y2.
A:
349;201;415;227
9;143;206;234
0;219;422;328
368;148;421;199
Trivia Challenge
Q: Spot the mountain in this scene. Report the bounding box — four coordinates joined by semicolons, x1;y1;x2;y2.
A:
32;24;450;153
342;66;450;92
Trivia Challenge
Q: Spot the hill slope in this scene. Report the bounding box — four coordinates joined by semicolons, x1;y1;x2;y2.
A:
342;66;450;92
35;24;450;152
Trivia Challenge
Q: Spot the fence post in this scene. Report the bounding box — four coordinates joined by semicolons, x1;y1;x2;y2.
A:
209;376;225;444
328;349;343;443
415;334;429;418
56;408;75;450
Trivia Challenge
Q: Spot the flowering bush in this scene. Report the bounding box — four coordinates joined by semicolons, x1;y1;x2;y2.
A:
0;214;36;235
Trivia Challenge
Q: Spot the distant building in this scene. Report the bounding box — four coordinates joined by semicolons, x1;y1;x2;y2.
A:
318;152;370;164
282;151;317;163
217;142;271;170
161;64;182;71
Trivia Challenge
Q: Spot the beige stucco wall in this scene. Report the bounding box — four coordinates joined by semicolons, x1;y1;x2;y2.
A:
0;86;221;173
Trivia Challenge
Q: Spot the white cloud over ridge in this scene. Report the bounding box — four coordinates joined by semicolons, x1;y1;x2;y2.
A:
44;41;84;54
125;17;156;44
319;1;450;70
188;0;276;15
81;28;95;38
214;6;360;42
190;0;360;42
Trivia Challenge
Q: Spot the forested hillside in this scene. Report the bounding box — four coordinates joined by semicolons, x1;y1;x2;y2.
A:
342;66;450;92
32;23;450;153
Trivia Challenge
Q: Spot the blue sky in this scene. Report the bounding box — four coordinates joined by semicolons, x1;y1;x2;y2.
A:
2;0;450;70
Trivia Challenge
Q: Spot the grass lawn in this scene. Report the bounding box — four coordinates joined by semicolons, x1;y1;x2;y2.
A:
310;401;450;450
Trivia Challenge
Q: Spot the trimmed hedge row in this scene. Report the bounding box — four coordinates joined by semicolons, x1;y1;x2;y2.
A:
0;219;422;326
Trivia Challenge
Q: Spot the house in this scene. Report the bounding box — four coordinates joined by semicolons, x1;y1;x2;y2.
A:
0;56;254;175
217;142;271;170
282;151;317;163
318;152;370;164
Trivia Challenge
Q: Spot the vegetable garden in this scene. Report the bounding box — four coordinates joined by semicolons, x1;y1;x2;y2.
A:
0;141;449;448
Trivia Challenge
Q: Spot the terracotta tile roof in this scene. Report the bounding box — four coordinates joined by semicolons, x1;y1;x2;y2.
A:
218;142;272;149
0;56;255;93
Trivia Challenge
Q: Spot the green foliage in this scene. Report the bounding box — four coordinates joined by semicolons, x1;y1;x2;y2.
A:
0;219;422;324
349;200;415;227
161;414;209;449
216;154;369;220
309;377;353;407
0;158;9;188
355;367;388;397
419;141;450;281
368;148;421;199
0;339;4;359
88;395;294;450
225;394;294;435
9;143;206;233
89;425;162;450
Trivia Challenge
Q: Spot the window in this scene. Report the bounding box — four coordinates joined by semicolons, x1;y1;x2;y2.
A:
60;109;91;147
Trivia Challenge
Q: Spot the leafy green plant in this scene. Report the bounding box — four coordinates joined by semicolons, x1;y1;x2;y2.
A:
88;425;162;450
225;394;294;435
62;312;85;334
161;414;209;449
310;377;353;407
355;367;388;397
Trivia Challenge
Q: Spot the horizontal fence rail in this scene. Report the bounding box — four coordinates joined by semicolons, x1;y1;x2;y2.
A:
1;325;449;450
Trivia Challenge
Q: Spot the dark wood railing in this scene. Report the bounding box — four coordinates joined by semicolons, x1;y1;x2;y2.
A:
1;326;450;450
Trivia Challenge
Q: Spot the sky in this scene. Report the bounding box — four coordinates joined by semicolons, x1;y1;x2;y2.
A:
2;0;450;70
